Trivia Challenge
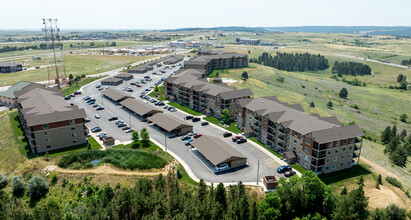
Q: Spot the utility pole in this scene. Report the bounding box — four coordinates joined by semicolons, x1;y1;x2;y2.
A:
164;131;167;152
129;111;131;127
101;92;104;106
256;160;260;185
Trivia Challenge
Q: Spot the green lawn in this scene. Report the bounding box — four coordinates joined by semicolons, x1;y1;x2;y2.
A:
291;164;307;175
318;164;373;186
110;140;173;163
249;137;283;158
61;76;104;96
203;116;242;133
167;102;203;116
9;111;101;159
148;85;166;101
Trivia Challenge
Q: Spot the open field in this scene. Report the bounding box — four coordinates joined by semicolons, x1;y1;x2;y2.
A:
0;54;155;86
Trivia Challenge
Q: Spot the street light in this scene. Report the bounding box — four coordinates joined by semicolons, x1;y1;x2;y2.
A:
256;160;260;185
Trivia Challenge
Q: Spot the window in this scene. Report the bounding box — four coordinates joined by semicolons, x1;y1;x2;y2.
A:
294;140;297;144
304;147;310;153
45;138;51;143
303;163;307;168
287;144;290;148
332;165;336;169
71;127;76;130
44;131;48;136
341;155;344;159
336;140;340;146
334;156;337;162
326;167;329;171
300;143;303;147
289;137;291;141
350;138;354;143
344;139;348;144
326;159;330;163
294;132;298;137
343;148;346;152
347;161;351;165
329;142;333;147
349;146;352;150
263;132;266;136
328;151;331;155
72;133;77;137
46;145;51;149
305;139;311;145
42;124;49;129
304;155;309;160
73;139;78;144
289;129;292;134
341;163;344;167
70;120;75;125
335;149;339;154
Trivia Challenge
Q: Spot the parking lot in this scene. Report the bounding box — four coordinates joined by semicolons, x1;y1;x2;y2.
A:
68;60;287;183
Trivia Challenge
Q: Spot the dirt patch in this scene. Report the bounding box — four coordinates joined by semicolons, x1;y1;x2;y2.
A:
366;184;410;209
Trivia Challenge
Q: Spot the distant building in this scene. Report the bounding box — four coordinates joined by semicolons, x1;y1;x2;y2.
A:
101;77;123;86
0;81;45;107
127;64;153;73
163;55;184;65
114;73;133;81
0;61;23;73
169;40;187;48
16;87;87;153
236;37;260;45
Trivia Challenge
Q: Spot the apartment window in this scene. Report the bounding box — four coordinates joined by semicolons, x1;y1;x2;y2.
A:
332;165;336;169
328;151;331;155
329;142;333;147
304;147;310;153
304;155;309;160
288;144;290;148
326;167;329;171
70;119;75;125
341;163;344;167
335;149;339;154
336;140;340;146
44;131;48;136
294;132;298;137
299;150;302;154
300;143;303;147
349;146;352;150
293;147;296;151
343;148;346;152
264;119;267;123
71;127;76;131
347;161;351;165
326;159;330;163
263;132;266;136
344;139;348;144
334;156;337;162
303;163;307;168
73;139;78;144
42;124;49;129
294;140;297;144
341;155;344;159
305;139;311;145
45;138;51;143
350;138;354;143
72;133;77;137
289;137;291;141
46;145;52;149
289;129;292;134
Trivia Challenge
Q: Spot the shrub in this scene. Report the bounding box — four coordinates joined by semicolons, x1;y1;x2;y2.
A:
12;175;25;196
177;170;182;179
0;173;8;190
28;176;49;199
385;176;403;190
50;172;58;183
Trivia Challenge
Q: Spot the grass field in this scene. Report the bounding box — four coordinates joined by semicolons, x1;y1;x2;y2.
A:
61;76;105;96
0;54;155;86
203;116;242;133
148;85;166;101
168;102;203;116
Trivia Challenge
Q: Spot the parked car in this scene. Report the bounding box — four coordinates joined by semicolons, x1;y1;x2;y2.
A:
127;89;133;92
201;121;209;126
88;101;95;105
108;116;118;121
74;90;82;95
64;95;71;100
185;138;194;146
185;115;194;120
96;85;101;88
130;82;136;85
96;106;105;111
277;165;292;173
83;96;91;100
115;120;123;125
136;84;142;87
95;114;101;119
167;106;174;110
144;76;150;79
216;163;229;171
236;138;247;144
192;117;201;122
122;126;131;130
69;102;74;106
117;123;126;128
169;108;177;112
188;131;197;136
93;104;99;108
223;132;232;137
232;135;243;142
97;132;107;137
164;105;169;109
141;81;146;84
284;170;296;177
126;129;134;133
158;102;165;106
91;127;101;132
84;118;91;123
193;134;203;139
181;136;190;141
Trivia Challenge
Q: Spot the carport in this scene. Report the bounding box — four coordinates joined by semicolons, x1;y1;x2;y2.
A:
190;135;247;169
147;113;193;135
102;88;133;103
119;98;163;117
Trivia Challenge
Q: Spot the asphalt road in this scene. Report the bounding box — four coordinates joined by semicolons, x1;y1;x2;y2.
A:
69;61;285;183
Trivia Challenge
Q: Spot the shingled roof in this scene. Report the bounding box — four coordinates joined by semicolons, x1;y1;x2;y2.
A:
119;98;162;117
147;113;192;132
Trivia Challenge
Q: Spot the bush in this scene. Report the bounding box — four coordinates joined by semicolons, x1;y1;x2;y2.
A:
28;176;49;199
385;176;403;190
12;175;25;196
50;172;58;183
0;173;8;190
177;170;182;179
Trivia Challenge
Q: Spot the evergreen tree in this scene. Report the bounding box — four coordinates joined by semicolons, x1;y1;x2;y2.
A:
399;114;408;123
310;102;315;108
339;88;348;99
140;128;150;146
340;186;348;195
400;129;407;140
397;74;405;83
259;192;282;220
378;174;382;185
241;71;249;81
215;183;227;211
327;101;333;109
28;176;49;199
381;126;393;144
386;135;400;153
198;179;207;203
12;176;25;196
358;176;364;186
0;173;8;190
250;201;259;220
332;61;371;76
390;145;408;167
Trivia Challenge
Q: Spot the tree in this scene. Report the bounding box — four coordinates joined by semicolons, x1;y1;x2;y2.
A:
397;74;405;83
385;204;407;220
154;85;159;93
110;42;116;46
68;74;74;80
386;135;400;154
310;102;315;108
0;173;8;190
12;175;25;196
378;174;382;185
140;128;150;146
259;192;282;220
340;186;348;195
198;179;207;203
381;126;393;144
399;80;407;90
327;101;333;109
241;71;249;81
215;183;227;211
400;129;407;140
339;88;348;99
250;201;259;220
332;185;369;220
399;114;408;123
358;176;364;186
131;130;140;143
390;145;408;167
222;109;230;124
28;176;49;199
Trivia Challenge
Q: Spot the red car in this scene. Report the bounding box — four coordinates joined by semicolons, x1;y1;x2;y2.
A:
136;84;142;87
193;134;203;139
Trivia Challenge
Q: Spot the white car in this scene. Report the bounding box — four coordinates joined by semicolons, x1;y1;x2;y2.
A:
216;163;229;171
170;108;177;112
95;114;101;119
188;131;198;136
97;132;106;137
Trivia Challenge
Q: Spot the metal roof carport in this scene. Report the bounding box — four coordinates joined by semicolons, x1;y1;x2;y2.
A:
190;135;247;169
147;113;193;135
119;98;163;117
102;88;133;103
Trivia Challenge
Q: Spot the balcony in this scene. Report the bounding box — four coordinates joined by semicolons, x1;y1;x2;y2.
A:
279;128;285;134
313;143;327;151
311;159;325;167
254;121;260;126
355;138;362;143
312;151;326;158
354;145;360;151
353;153;359;158
277;143;284;149
278;135;285;141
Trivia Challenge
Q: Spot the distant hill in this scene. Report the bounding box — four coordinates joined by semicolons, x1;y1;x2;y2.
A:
161;26;267;32
266;26;411;36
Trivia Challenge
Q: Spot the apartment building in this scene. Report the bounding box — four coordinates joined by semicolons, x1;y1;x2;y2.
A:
0;61;23;73
165;69;253;119
185;52;248;76
0;81;44;107
236;37;261;45
236;96;364;174
16;87;87;153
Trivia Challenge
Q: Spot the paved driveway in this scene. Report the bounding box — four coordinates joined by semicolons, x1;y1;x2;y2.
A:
69;62;285;184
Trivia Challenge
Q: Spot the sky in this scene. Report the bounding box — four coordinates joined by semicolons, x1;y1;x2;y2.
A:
1;0;410;30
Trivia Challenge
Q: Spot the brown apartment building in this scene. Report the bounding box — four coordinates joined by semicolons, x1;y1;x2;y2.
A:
165;69;253;119
185;51;248;76
16;87;87;153
236;96;364;174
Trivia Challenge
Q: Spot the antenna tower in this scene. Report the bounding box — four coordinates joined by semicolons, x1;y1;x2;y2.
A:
42;18;67;88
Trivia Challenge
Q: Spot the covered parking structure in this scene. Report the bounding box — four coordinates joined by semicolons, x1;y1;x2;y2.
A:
190;135;247;169
114;73;133;81
102;88;133;103
120;98;163;117
101;77;123;86
147;113;193;135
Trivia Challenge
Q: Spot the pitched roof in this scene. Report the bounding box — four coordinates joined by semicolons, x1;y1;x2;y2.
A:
101;77;123;83
219;88;253;100
186;53;247;65
0;61;20;67
0;81;42;99
102;88;133;102
311;124;364;143
147;113;192;132
114;73;133;78
119;98;162;117
190;135;247;166
17;88;86;126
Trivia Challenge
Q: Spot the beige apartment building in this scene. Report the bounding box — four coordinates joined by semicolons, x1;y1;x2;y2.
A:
16;87;87;153
236;96;364;174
